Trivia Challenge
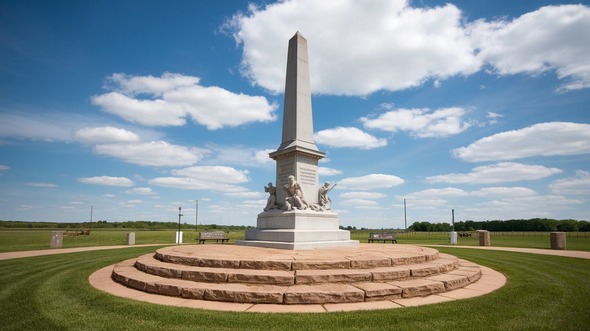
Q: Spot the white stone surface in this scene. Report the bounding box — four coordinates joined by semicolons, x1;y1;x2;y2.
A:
237;32;356;250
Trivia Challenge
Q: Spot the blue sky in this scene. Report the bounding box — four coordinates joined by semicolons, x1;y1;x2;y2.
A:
1;0;589;228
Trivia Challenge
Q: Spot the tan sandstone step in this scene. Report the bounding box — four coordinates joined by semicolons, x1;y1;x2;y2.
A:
112;256;482;304
153;245;441;270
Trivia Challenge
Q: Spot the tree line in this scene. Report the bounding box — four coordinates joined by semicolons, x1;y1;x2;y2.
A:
0;220;254;231
410;218;590;232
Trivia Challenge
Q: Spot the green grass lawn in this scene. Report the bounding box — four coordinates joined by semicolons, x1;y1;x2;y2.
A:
1;229;589;253
0;245;588;330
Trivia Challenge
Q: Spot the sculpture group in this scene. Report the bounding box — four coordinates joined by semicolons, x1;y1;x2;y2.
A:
265;177;335;212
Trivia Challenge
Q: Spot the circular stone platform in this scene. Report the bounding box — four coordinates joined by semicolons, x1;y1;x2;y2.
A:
90;244;505;313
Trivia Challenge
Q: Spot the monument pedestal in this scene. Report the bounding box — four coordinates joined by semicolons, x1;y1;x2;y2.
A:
236;210;359;250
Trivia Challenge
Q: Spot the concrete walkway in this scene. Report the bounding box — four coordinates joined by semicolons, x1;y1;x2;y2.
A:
422;245;590;260
0;244;164;261
2;244;588;261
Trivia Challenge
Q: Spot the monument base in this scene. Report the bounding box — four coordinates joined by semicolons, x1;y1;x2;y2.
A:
235;210;359;250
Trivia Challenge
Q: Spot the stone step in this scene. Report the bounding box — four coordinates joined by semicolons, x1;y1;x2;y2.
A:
136;254;295;285
135;253;460;286
154;245;441;270
112;258;481;304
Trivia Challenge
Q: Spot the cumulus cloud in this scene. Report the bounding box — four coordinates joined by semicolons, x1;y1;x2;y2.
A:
78;176;134;187
227;1;590;95
125;187;155;195
550;170;590;195
171;166;249;184
338;174;404;190
469;4;590;92
361;106;471;138
471;186;537;198
339;192;387;199
315;127;387;149
453;122;590;162
92;73;277;129
251;149;275;165
338;199;380;208
227;0;480;96
94;141;208;167
74;126;140;144
404;187;468;199
148;177;247;193
319;167;343;176
0;112;85;142
25;182;58;188
426;162;563;184
149;166;250;192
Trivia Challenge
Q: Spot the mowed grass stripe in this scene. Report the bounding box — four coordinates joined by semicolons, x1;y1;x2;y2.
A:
1;246;589;330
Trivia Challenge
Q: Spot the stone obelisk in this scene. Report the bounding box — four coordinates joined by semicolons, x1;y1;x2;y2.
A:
236;32;358;250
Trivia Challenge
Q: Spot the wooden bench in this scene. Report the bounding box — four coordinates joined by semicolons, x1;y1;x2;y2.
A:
368;232;397;244
64;229;91;236
198;231;229;244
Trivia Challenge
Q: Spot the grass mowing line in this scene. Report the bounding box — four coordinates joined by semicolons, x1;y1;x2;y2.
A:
1;246;589;330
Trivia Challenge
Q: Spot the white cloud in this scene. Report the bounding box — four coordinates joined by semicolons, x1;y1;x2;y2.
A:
339;192;387;199
227;0;480;96
26;182;58;188
94;141;208;167
148;177;247;193
405;187;468;199
0;112;79;141
453;122;590;162
228;2;590;95
0;164;10;171
338;199;380;208
471;187;537;198
469;5;590;92
125;187;155;195
314;127;387;149
338;174;404;190
251;149;275;165
226;191;265;198
361;107;471;138
319;167;343;176
550;170;590;195
78;176;135;187
171;166;249;184
92;73;278;129
74;126;140;144
426;162;563;184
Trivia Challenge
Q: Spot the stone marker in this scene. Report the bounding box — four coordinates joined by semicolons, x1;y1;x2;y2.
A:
127;232;136;245
550;231;566;250
477;230;491;246
50;231;63;248
236;32;358;250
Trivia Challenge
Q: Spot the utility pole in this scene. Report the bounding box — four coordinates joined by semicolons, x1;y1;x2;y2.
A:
195;200;199;232
90;205;93;230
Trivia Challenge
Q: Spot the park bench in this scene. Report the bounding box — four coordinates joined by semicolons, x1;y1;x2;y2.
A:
368;232;397;244
198;231;229;244
458;232;473;238
64;229;91;236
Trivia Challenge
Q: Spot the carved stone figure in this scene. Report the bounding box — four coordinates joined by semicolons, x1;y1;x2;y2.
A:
263;182;278;211
318;182;335;211
283;175;308;210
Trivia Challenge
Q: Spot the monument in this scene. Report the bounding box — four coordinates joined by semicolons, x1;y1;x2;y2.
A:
236;32;359;250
